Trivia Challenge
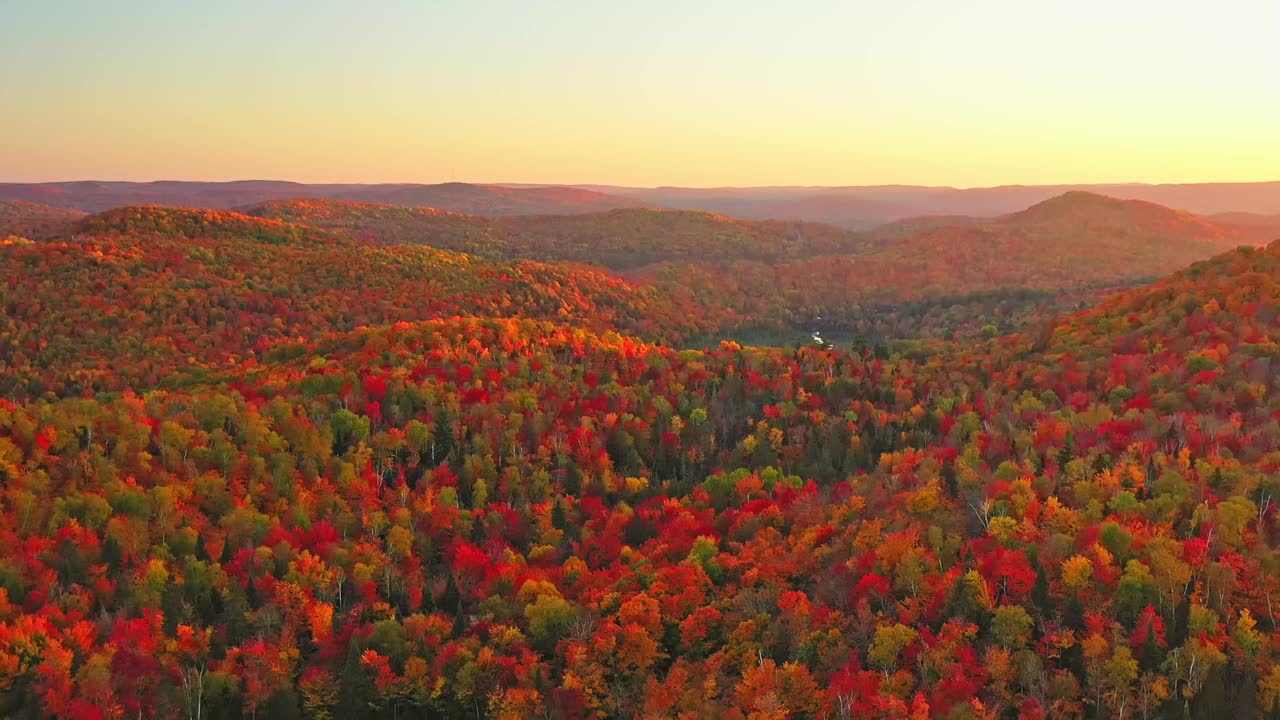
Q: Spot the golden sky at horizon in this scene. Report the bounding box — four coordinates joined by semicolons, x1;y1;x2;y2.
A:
2;1;1278;187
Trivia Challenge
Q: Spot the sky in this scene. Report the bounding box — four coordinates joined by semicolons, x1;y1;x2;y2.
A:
2;0;1278;187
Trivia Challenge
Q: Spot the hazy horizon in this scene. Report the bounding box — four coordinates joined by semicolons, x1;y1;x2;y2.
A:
5;179;1280;191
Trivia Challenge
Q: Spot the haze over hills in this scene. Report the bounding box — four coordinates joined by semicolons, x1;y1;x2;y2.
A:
1210;211;1280;226
330;183;645;215
767;191;1265;300
244;191;1265;275
243;199;877;270
854;213;984;242
0;200;87;240
564;181;1280;228
631;191;1271;343
5;179;1280;228
238;190;1273;345
0;181;643;216
0;180;352;213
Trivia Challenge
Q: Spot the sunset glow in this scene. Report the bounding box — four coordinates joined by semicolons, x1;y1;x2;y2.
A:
3;0;1278;186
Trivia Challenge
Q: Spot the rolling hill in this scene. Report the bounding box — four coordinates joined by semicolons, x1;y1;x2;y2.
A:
642;191;1268;342
257;191;1253;292
1206;211;1280;245
571;181;1280;227
785;191;1257;295
4;225;1280;717
242;199;876;270
6;179;1280;228
243;191;1266;344
0;206;726;396
2;191;1266;398
0;180;346;212
28;190;1248;401
0;181;643;216
856;213;984;242
1209;211;1280;226
488;208;875;269
330;182;645;215
237;199;513;256
0;200;87;240
850;190;1261;292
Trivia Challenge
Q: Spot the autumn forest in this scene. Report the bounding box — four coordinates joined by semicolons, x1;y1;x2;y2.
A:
1;177;1279;720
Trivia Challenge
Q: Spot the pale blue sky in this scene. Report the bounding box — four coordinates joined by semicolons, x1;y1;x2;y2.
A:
2;1;1277;185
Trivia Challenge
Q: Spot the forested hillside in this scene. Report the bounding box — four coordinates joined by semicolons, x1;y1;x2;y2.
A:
2;197;1280;719
0;201;86;241
242;192;1268;346
685;191;1259;302
641;192;1268;343
242;200;876;269
329;183;645;216
0;206;728;397
0;182;643;217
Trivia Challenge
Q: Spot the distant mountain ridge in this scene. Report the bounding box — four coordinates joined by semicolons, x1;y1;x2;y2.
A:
330;182;645;215
4;179;1280;227
553;181;1280;227
0;180;642;216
